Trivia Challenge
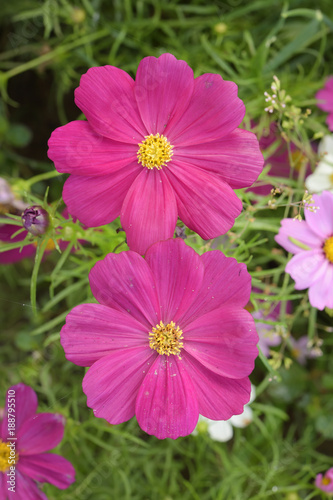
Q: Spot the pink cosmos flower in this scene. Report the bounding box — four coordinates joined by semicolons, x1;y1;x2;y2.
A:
0;383;75;499
289;335;322;365
60;238;258;439
275;191;333;310
48;53;264;255
316;77;333;131
315;468;333;493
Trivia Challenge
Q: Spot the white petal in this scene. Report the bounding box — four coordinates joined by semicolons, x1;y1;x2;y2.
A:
305;171;333;193
318;135;333;156
208;421;234;442
229;407;253;428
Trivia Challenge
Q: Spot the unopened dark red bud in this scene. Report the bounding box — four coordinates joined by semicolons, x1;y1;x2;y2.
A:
22;206;49;236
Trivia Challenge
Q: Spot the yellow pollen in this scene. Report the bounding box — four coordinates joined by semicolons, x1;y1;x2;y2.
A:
0;440;18;472
323;236;333;263
137;133;173;170
149;321;184;357
322;477;331;486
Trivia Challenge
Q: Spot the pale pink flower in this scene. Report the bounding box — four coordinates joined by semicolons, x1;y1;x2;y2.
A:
316;77;333;131
315;468;333;493
275;191;333;310
48;53;263;255
0;384;75;499
61;238;258;439
289;335;322;365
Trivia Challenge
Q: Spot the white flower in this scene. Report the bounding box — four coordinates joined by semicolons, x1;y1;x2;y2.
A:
305;135;333;193
192;386;256;442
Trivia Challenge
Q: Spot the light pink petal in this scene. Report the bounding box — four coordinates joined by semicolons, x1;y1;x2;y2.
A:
61;303;148;367
75;65;146;142
83;347;156;424
174;128;263;189
135;53;194;135
316;78;333;112
62;162;140;227
1;384;38;440
179;251;251;326
305;191;333;238
89;250;160;328
48;121;137;176
121;168;178;255
145;239;204;323
135;355;199;439
7;470;47;500
184;307;258;378
308;261;333;310
166;160;242;239
167;74;245;147
285;250;327;289
17;413;65;455
17;453;75;490
182;351;251;420
275;219;323;255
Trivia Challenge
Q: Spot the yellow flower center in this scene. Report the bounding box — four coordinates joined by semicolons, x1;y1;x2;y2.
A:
149;321;184;357
32;238;56;251
290;150;307;172
323;236;333;263
322;477;331;486
0;440;18;472
137;133;173;170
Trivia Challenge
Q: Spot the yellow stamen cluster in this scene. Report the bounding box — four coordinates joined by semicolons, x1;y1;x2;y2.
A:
323;236;333;263
0;440;18;472
137;133;173;170
149;321;184;357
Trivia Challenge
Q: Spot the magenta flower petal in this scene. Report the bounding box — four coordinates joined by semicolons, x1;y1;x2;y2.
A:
8;470;48;500
145;238;204;323
180;251;251;325
17;453;75;490
121;168;178;255
75;65;146;142
1;384;37;440
174;128;263;189
83;348;156;424
166;160;242;239
274;219;323;254
308;261;333;309
17;413;65;455
89;250;160;328
182;352;251;420
48;121;138;176
184;307;258;378
61;303;148;367
135;53;194;135
285;250;326;289
305;191;333;239
168;73;245;146
62;162;140;227
135;355;198;439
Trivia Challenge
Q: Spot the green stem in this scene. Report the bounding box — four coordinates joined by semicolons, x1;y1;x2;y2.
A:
25;170;63;187
2;29;109;82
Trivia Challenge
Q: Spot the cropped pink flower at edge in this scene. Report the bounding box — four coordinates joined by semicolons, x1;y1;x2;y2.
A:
316;76;333;131
60;238;258;439
0;384;75;499
48;53;264;255
275;191;333;310
315;468;333;493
